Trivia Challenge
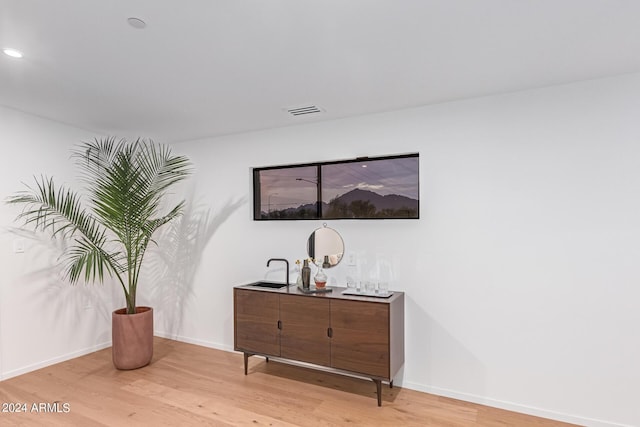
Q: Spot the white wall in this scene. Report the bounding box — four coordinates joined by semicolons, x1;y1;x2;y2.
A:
2;73;639;427
0;106;116;379
163;73;640;427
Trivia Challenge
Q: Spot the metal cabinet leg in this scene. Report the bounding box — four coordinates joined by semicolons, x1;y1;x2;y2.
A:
390;380;394;389
372;379;382;406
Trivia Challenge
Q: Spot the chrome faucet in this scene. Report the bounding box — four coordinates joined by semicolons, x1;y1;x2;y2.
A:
266;258;290;290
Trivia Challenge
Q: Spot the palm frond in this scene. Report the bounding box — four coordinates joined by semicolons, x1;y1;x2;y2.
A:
8;137;192;313
8;176;104;243
6;175;122;284
65;236;115;283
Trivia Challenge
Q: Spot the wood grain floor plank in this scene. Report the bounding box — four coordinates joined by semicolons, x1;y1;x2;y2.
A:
0;338;577;426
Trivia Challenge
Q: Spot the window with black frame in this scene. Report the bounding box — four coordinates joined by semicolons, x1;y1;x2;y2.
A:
253;153;419;220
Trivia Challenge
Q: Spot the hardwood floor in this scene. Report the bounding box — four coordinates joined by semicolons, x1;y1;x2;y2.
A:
0;338;576;426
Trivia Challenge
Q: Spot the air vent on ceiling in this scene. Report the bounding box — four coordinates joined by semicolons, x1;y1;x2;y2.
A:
285;105;325;117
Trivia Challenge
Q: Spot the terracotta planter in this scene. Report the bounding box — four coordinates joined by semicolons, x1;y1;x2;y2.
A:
112;306;154;370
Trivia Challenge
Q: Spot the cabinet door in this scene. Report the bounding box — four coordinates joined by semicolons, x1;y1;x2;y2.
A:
280;294;331;367
331;299;390;379
234;289;280;356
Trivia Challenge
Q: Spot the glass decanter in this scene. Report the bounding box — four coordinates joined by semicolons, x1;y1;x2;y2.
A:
314;266;328;288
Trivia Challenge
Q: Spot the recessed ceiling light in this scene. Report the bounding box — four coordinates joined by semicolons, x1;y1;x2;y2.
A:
127;17;147;29
3;48;23;58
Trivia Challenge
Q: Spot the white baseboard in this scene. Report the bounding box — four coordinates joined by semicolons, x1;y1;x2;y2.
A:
0;341;111;381
403;381;632;427
153;331;234;353
0;334;230;382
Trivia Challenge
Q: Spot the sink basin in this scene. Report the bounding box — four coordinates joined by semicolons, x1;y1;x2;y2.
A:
245;281;289;289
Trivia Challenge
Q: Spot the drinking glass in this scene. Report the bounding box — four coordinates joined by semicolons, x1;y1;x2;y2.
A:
364;281;374;294
378;281;389;295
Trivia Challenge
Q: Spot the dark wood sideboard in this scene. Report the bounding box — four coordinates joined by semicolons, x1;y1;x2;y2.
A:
233;285;405;406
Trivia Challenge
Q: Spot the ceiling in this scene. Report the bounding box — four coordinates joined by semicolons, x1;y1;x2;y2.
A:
2;0;640;143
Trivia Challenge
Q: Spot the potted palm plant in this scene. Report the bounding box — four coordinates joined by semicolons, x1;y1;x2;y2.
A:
7;137;192;369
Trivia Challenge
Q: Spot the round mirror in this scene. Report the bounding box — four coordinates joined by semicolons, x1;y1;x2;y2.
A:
307;225;344;268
